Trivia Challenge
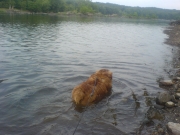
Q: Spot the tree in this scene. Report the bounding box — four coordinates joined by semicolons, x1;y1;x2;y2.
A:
50;0;65;12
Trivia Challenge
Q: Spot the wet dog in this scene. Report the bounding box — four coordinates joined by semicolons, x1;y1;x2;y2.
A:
72;69;112;106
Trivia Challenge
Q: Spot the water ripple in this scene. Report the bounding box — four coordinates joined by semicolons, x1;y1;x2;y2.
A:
0;15;174;135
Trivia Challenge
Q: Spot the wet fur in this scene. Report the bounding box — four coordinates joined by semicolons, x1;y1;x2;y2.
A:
72;69;112;106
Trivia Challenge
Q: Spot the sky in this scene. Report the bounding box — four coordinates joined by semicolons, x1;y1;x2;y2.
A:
92;0;180;10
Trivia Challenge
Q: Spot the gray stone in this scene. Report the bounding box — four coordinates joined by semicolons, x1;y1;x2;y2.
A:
167;122;180;135
165;101;175;108
156;92;171;105
153;103;164;109
175;93;180;98
159;80;174;86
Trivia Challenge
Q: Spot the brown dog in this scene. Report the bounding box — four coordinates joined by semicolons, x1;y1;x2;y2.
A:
72;69;112;106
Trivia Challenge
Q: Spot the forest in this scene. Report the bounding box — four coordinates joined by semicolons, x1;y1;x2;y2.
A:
0;0;180;20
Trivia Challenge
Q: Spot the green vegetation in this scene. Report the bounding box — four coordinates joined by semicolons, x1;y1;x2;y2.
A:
0;8;6;13
0;0;180;20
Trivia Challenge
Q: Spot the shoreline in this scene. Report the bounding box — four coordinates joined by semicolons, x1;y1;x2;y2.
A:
0;8;112;17
164;21;180;46
139;21;180;135
0;8;174;20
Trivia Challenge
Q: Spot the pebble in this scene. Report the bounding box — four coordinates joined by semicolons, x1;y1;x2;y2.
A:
177;89;180;93
167;122;180;135
153;132;158;135
159;80;174;86
175;84;178;90
178;101;180;106
165;101;175;108
158;128;164;134
121;98;128;102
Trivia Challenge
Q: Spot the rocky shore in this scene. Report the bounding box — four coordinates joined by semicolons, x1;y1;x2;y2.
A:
164;20;180;46
137;21;180;135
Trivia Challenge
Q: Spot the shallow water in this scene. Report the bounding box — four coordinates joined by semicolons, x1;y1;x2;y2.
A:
0;14;176;135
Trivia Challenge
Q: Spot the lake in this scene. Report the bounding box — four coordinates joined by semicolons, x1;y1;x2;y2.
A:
0;14;176;135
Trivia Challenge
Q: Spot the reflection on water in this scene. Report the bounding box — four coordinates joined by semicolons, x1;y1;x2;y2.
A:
0;14;176;134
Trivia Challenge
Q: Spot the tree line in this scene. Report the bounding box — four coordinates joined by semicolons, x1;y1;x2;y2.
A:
0;0;180;20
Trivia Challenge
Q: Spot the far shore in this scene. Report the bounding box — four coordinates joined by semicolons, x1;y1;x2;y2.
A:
0;8;171;20
0;8;117;17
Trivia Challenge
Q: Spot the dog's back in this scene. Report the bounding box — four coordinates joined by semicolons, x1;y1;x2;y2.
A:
72;69;112;106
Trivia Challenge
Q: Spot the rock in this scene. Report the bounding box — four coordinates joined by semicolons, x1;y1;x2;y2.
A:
171;95;178;103
175;93;180;99
159;80;174;86
147;107;164;120
158;128;164;134
156;92;171;105
165;101;175;108
121;98;128;103
173;77;180;81
174;84;179;90
177;88;180;93
178;101;180;106
153;132;158;135
167;122;180;135
153;104;164;109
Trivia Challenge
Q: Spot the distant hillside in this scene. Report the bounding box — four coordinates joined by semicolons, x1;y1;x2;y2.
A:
0;0;180;20
95;2;180;20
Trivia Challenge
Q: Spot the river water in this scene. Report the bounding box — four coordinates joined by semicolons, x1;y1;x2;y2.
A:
0;14;176;135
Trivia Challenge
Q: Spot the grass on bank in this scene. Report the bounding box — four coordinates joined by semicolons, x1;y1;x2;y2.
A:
0;8;7;13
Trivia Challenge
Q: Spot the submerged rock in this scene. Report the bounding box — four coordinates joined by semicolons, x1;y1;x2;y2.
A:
147;107;164;120
165;101;175;108
159;80;174;86
156;92;171;105
167;122;180;135
153;103;164;109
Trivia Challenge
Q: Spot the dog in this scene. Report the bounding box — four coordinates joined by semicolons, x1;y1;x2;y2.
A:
72;69;112;106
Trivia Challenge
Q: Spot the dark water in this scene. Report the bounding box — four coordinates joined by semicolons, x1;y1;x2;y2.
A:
0;14;176;135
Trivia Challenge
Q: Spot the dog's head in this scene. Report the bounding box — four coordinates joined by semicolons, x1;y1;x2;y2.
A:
95;69;112;80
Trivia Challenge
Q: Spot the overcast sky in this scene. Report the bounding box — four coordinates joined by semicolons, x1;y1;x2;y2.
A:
92;0;180;10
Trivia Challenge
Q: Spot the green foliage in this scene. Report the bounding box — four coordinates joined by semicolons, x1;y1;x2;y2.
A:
0;0;180;20
80;5;93;14
50;0;65;13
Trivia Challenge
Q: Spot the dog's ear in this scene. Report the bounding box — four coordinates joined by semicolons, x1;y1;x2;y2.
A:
103;70;112;79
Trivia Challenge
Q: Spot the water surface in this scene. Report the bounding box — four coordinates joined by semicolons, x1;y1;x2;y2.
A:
0;15;175;135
